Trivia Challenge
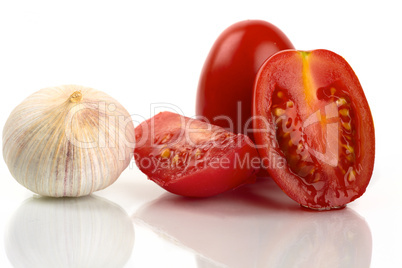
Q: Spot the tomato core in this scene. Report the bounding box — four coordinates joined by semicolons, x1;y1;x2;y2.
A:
270;78;364;207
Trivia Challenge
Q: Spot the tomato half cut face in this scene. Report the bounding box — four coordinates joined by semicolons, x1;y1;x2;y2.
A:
253;49;375;210
134;112;260;197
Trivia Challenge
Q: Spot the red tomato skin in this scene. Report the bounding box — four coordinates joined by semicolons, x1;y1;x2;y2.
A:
253;49;375;210
134;112;260;197
196;20;294;140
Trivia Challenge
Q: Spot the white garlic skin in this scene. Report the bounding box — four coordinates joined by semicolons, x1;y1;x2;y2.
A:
3;85;135;197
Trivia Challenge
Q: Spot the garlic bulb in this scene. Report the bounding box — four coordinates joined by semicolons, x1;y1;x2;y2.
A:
3;85;135;197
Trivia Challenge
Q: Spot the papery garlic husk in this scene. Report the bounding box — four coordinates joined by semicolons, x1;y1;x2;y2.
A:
3;85;135;197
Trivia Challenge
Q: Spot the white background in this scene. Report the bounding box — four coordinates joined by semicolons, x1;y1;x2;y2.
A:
0;0;401;267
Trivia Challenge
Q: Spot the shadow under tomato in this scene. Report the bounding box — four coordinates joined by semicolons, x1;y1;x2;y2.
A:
133;179;372;268
5;195;134;268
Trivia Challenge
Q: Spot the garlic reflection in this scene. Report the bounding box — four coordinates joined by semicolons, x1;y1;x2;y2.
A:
2;85;135;197
5;195;134;268
134;179;372;268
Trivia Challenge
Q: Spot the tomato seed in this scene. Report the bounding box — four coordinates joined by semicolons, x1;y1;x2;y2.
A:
342;122;352;131
339;108;349;117
346;168;356;182
161;148;171;158
336;98;347;107
274;108;285;117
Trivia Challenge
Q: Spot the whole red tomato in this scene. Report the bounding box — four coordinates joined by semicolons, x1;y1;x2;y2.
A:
196;20;294;140
253;49;375;210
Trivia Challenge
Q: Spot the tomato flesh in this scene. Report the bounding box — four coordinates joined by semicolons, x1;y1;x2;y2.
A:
134;112;260;197
196;20;294;140
253;49;375;210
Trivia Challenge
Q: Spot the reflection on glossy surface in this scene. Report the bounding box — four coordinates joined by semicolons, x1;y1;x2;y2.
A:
5;195;134;268
134;179;372;268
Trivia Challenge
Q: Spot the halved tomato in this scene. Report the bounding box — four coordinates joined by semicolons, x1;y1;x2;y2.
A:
253;49;375;210
134;112;260;197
